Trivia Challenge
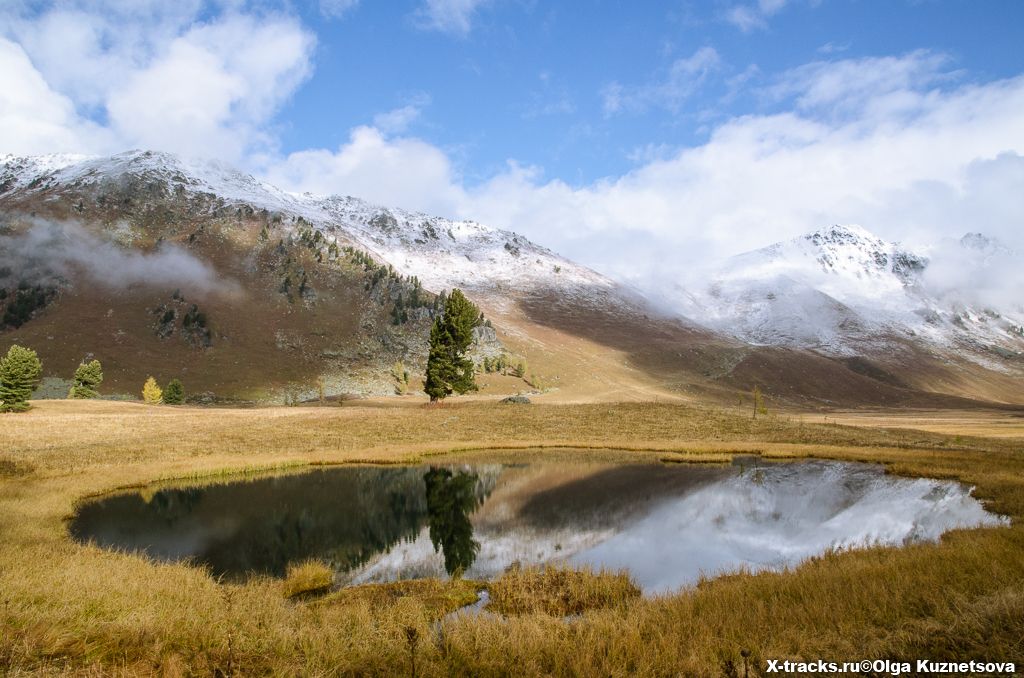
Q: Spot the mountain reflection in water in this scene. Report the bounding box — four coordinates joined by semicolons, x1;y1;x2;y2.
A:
69;458;1004;593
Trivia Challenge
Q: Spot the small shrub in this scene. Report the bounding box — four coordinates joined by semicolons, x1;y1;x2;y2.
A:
0;345;43;412
391;361;410;395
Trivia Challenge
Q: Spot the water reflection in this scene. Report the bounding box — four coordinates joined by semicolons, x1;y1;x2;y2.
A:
424;468;481;575
69;458;1005;593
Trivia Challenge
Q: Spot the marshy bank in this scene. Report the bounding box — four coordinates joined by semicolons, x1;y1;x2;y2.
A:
1;400;1023;675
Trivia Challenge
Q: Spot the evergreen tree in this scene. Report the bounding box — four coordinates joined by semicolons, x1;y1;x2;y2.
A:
0;345;42;412
69;359;103;399
424;289;480;402
142;376;163;404
162;378;185;405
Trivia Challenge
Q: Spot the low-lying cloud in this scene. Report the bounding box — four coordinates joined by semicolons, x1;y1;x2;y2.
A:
0;220;223;294
923;235;1024;313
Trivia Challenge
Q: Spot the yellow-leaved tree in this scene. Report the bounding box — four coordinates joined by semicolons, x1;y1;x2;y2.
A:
142;376;162;405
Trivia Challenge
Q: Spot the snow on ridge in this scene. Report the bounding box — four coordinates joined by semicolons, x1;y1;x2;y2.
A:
7;152;1017;361
673;223;1024;361
1;151;618;306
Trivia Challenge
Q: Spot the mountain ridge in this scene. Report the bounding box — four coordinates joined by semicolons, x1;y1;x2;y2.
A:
672;223;1024;365
1;150;1022;407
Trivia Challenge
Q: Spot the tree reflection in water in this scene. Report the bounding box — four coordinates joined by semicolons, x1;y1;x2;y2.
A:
423;468;481;575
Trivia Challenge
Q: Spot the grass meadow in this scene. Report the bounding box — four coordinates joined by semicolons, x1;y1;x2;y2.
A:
1;399;1022;676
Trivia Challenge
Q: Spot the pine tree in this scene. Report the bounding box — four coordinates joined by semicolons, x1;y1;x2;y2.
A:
142;376;163;404
0;345;42;412
69;359;103;399
424;289;480;402
162;378;185;405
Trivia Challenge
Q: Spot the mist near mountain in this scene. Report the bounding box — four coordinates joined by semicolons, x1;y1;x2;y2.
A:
665;224;1024;358
923;234;1024;312
0;219;225;293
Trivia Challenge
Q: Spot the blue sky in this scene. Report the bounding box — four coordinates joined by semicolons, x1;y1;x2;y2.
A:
2;0;1024;282
278;1;1024;185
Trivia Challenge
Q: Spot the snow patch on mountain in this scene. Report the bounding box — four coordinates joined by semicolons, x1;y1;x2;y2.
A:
0;151;617;319
671;224;1024;361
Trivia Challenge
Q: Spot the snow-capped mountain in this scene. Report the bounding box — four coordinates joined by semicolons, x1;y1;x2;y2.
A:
0;150;668;401
673;224;1024;364
1;151;1021;405
0;150;614;307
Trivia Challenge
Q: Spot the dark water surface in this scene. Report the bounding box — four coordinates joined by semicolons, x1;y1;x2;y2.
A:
69;457;1004;593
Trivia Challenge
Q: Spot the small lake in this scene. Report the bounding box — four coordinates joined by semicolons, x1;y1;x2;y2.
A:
69;456;1005;594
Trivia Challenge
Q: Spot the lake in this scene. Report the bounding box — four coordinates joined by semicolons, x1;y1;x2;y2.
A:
69;456;1005;593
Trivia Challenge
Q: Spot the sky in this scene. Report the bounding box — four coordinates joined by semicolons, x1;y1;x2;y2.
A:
2;0;1024;286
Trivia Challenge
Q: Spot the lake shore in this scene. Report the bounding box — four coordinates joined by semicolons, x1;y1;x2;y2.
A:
2;399;1023;675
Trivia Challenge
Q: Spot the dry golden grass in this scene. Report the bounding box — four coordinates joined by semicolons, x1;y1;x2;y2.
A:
1;399;1023;676
281;561;334;599
807;408;1024;440
320;578;481;619
487;565;641;617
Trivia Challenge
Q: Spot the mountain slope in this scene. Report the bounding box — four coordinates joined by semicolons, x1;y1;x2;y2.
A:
0;151;1021;407
666;224;1024;403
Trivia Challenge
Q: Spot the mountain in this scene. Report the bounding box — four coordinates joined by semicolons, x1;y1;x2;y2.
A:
0;151;1021;407
672;224;1024;353
669;224;1024;401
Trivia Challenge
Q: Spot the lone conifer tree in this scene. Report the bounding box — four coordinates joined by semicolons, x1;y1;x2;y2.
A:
424;289;480;401
0;345;42;412
69;359;103;399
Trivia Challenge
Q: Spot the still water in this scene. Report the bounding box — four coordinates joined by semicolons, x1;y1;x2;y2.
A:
69;457;1004;593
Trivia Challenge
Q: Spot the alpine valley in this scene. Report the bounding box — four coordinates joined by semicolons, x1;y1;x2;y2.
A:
1;150;1021;407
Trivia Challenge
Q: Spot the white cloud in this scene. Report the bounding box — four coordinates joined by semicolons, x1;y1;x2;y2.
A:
0;38;113;155
413;0;489;36
107;15;314;160
817;41;850;55
725;6;768;32
320;0;359;18
765;50;955;115
266;126;467;215
372;94;431;134
0;3;315;164
603;46;721;115
268;52;1024;297
726;0;791;32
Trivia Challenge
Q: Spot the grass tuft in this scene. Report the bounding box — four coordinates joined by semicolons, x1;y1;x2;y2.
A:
487;564;641;616
281;560;334;599
321;578;482;619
